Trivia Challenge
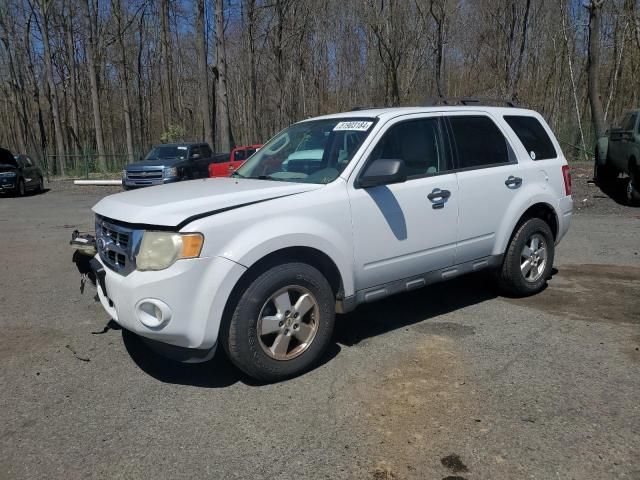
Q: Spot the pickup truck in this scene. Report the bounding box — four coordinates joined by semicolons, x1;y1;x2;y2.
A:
122;143;215;189
595;109;640;204
209;144;263;177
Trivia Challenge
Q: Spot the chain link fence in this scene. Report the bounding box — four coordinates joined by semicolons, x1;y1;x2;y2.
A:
43;151;144;180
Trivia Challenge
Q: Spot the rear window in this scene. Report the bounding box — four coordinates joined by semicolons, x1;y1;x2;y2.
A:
504;116;557;161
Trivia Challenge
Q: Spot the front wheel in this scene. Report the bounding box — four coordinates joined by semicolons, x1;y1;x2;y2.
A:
222;262;335;382
17;179;25;197
497;218;555;297
38;177;45;193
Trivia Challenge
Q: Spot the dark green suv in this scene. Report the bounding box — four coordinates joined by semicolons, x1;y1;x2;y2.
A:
0;147;45;196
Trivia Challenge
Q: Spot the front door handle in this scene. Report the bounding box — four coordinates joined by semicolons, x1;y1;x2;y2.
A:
427;188;451;209
505;176;523;188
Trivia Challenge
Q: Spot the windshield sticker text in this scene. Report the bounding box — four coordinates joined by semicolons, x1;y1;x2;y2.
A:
333;121;373;132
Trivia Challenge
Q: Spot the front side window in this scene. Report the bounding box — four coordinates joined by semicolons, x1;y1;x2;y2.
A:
367;118;447;178
504;115;557;160
234;149;246;161
448;116;510;169
236;118;376;184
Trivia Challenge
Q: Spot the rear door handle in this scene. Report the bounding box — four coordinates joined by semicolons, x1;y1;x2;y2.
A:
427;188;451;209
505;176;523;188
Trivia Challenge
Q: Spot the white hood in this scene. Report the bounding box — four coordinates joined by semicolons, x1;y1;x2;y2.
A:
92;178;323;228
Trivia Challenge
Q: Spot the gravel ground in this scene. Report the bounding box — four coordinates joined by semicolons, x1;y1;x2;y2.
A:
0;178;638;480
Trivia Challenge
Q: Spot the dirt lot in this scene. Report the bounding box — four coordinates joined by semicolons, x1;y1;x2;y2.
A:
0;171;638;480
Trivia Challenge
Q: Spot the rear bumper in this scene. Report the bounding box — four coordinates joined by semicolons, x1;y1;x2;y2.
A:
556;195;573;244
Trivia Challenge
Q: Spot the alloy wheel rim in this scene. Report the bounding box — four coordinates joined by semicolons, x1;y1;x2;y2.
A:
257;285;319;361
520;233;547;282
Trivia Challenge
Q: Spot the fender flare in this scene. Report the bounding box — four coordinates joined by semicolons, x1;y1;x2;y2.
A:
493;191;560;256
220;216;355;297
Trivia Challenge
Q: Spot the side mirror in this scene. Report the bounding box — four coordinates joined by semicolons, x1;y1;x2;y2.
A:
356;158;407;188
190;153;201;160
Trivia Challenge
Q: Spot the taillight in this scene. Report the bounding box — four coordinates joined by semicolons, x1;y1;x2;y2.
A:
562;165;571;196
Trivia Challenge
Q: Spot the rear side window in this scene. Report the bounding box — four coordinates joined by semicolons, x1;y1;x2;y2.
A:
504;115;557;160
234;150;246;161
448;116;510;168
201;145;212;157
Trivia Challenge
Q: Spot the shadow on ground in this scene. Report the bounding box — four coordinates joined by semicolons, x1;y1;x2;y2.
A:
335;272;498;346
121;326;342;388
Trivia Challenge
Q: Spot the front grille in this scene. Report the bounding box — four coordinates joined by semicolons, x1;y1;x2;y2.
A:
126;169;163;180
95;216;142;275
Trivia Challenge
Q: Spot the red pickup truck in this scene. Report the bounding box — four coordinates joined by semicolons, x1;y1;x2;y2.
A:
208;144;263;177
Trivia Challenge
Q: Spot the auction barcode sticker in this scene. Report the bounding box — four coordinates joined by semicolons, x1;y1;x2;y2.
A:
333;121;373;131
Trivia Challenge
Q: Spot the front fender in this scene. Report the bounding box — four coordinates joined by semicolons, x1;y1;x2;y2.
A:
218;216;355;297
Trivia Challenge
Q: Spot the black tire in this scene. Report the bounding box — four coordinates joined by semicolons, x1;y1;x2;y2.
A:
17;179;25;197
497;218;555;297
626;171;640;206
222;262;335;382
594;150;617;186
37;177;45;193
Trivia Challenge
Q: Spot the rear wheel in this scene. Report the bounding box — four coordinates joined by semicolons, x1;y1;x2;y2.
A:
497;218;555;297
223;262;335;382
626;168;640;206
594;149;617;186
38;177;45;193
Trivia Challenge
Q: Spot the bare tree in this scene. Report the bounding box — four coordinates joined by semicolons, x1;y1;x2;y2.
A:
80;0;107;170
196;0;214;148
215;0;231;151
586;0;606;140
36;0;66;175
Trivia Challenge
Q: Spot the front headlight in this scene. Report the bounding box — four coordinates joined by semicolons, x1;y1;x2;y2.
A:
0;171;16;177
136;232;204;271
163;166;178;178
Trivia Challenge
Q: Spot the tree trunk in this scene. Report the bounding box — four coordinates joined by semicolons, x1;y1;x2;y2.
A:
215;0;231;151
113;0;135;163
137;10;146;152
39;0;66;175
80;0;107;170
196;0;214;148
64;4;81;153
246;0;258;142
587;0;606;140
160;0;174;130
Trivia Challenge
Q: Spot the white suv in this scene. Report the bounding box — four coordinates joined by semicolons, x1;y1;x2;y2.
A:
91;105;573;381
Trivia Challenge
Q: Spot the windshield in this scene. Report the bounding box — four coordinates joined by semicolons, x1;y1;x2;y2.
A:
144;145;188;161
235;118;376;184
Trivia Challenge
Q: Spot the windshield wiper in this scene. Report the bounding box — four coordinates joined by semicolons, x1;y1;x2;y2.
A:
230;171;247;178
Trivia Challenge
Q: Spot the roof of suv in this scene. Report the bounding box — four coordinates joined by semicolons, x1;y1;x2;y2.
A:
309;106;540;123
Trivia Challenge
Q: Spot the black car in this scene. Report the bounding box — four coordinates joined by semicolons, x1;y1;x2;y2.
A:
0;147;45;196
122;142;217;190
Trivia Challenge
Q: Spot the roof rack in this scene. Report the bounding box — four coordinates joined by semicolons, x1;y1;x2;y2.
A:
423;97;519;108
350;106;380;111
